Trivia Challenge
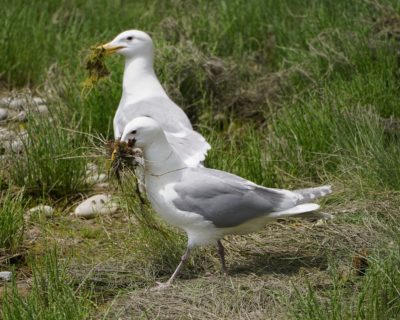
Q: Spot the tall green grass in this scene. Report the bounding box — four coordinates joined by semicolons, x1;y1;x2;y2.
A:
7;109;89;197
0;190;25;251
2;0;400;317
1;250;92;320
2;0;397;136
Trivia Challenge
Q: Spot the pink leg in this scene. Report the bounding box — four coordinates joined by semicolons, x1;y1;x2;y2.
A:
217;240;227;274
153;247;191;290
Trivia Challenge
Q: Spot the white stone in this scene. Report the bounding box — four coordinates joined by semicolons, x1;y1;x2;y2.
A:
27;205;54;217
0;108;8;120
0;271;12;281
85;173;107;185
2;131;28;153
17;111;27;122
73;194;117;218
33;97;46;105
3;139;24;153
0;97;12;107
8;98;25;110
36;104;49;114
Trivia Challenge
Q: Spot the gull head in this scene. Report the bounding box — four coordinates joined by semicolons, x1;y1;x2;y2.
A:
100;30;153;59
121;117;164;149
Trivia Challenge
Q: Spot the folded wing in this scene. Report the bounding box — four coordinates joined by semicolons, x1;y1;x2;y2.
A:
172;168;301;228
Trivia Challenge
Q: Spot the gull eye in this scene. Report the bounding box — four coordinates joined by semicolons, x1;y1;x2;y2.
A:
127;36;134;41
131;130;137;134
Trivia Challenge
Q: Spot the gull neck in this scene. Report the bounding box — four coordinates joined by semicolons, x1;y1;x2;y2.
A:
143;135;186;177
122;56;167;100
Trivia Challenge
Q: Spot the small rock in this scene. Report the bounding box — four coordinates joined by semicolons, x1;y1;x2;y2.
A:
8;98;25;110
17;111;27;122
0;97;12;107
0;271;12;282
0;108;8;121
4;139;24;153
36;104;49;114
11;140;24;152
3;132;28;153
85;173;107;185
27;205;54;218
73;194;117;218
33;97;46;105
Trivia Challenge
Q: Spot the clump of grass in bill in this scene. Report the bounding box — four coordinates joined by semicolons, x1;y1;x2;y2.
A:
107;139;141;180
81;46;110;96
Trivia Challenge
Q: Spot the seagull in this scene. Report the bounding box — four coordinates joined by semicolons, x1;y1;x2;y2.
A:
100;30;210;167
120;117;332;288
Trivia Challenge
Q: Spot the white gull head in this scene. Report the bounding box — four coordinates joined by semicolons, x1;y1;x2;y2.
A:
120;117;185;175
101;30;154;60
121;116;164;149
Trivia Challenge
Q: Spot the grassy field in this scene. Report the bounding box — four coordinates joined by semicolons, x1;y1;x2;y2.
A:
1;0;400;318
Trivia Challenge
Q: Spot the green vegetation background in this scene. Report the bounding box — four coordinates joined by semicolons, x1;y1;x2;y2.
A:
1;0;400;319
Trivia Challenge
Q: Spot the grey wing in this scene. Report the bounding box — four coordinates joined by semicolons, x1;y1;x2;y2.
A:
172;168;297;228
114;96;193;138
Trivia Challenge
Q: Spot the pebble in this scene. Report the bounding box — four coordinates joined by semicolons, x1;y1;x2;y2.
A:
4;139;24;153
2;130;28;154
33;97;46;105
73;194;118;218
85;173;107;185
36;104;49;114
17;111;27;122
0;271;12;282
0;96;47;111
8;98;26;110
0;97;12;107
27;205;54;218
0;108;8;120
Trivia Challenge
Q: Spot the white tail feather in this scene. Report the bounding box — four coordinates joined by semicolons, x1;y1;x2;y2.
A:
295;185;332;204
269;203;320;218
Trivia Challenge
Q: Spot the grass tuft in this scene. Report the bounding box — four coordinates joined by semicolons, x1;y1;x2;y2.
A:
1;249;92;320
0;190;25;252
6;109;89;197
